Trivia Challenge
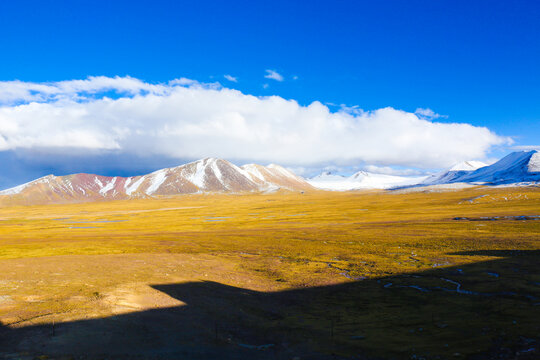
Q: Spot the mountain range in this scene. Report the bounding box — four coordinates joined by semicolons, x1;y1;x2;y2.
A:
0;151;538;205
308;151;539;191
420;150;539;186
307;171;427;190
420;160;487;185
0;158;312;205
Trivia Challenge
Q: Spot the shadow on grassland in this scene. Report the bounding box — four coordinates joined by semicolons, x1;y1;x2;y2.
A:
1;250;539;359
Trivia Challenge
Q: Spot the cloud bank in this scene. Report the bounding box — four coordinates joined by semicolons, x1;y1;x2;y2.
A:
363;165;426;177
0;76;510;171
511;145;540;151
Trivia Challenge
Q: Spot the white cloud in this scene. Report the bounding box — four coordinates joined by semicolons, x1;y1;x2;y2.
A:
363;165;425;176
223;74;238;83
264;69;284;82
0;76;511;169
511;145;540;151
415;108;448;120
0;76;195;107
262;83;269;89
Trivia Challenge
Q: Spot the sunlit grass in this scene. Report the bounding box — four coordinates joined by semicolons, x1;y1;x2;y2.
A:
1;188;538;280
0;187;539;358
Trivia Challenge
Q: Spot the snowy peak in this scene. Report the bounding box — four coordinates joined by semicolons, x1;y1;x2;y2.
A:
308;151;540;191
421;151;540;186
133;157;311;195
449;160;487;172
178;158;258;192
241;163;312;191
309;172;346;181
527;151;540;172
423;160;487;185
454;150;540;184
350;171;369;180
308;170;427;191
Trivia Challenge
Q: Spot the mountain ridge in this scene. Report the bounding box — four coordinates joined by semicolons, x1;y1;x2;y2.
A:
308;170;427;191
1;151;539;204
422;160;488;185
428;150;540;185
308;151;540;191
0;158;313;205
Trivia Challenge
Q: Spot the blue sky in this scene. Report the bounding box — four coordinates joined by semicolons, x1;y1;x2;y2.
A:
0;0;538;188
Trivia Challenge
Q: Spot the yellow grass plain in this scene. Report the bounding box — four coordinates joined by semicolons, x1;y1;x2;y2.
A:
0;187;539;359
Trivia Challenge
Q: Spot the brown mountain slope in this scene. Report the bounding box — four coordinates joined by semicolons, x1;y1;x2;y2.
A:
0;158;313;205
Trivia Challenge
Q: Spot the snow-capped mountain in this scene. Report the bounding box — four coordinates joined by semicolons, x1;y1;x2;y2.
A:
422;160;488;185
418;151;540;187
308;151;540;191
241;163;310;189
2;151;538;204
308;171;427;191
447;150;540;185
0;158;313;204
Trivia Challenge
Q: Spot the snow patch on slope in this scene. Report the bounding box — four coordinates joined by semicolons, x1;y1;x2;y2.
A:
528;152;540;172
126;176;145;195
146;169;168;195
241;164;265;182
210;159;225;187
0;175;54;195
186;159;207;188
0;182;32;195
99;177;117;196
94;177;103;188
449;161;487;171
267;164;298;179
1;184;28;195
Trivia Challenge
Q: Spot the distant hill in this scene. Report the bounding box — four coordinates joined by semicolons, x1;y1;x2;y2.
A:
2;151;539;204
422;160;488;185
422;151;540;186
308;151;540;191
308;171;427;190
0;158;313;205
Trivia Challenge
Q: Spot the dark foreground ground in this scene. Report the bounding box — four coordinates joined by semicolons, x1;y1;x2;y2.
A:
1;250;539;359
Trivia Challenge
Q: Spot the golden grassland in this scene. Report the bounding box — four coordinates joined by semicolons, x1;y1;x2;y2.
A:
0;187;539;359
